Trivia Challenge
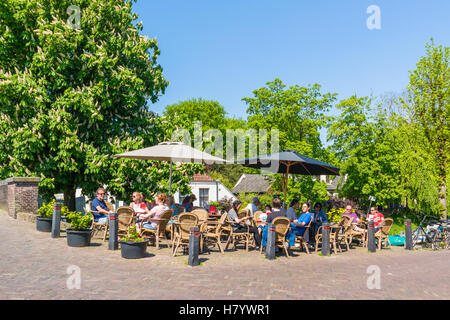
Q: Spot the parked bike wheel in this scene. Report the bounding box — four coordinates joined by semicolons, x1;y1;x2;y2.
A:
432;232;445;250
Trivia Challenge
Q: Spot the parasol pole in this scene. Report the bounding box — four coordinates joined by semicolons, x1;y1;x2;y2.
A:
283;162;291;210
168;159;173;196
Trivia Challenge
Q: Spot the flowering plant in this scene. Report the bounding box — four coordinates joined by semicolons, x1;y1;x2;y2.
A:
121;226;146;242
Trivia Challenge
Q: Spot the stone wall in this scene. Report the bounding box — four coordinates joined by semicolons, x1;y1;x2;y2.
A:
0;177;40;219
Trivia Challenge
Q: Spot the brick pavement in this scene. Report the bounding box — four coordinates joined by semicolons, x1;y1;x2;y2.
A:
0;210;449;300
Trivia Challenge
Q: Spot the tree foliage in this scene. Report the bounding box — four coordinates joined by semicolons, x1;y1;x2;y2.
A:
0;0;202;209
403;40;449;218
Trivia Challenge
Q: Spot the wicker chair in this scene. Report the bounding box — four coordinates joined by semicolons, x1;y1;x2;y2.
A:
238;208;250;218
315;216;347;254
349;222;367;247
337;215;354;251
139;209;173;249
116;206;135;239
225;213;252;252
294;219;312;254
253;211;264;228
260;217;291;257
375;218;393;249
89;200;113;241
202;212;230;254
172;213;199;256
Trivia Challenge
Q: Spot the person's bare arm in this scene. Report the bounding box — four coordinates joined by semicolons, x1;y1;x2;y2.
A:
96;205;110;214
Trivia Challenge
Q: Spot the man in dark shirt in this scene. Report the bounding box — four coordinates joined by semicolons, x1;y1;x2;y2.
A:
91;188;112;223
261;198;289;248
266;198;286;224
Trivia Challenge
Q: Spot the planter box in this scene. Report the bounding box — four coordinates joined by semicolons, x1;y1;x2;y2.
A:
119;240;148;259
36;216;52;232
66;229;92;247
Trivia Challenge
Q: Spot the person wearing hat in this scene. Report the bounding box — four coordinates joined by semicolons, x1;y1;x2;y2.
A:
182;194;196;212
244;196;262;217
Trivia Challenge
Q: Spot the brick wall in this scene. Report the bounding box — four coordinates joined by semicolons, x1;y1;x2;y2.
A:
0;177;40;219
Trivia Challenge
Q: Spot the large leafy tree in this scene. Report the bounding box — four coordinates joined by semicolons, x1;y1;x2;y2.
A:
0;0;187;209
163;98;246;190
327;96;404;207
403;41;449;219
243;78;337;159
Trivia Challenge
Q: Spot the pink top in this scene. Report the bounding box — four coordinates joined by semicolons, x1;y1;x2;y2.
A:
147;205;169;228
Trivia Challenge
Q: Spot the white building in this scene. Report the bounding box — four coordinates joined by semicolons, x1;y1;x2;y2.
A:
173;173;237;207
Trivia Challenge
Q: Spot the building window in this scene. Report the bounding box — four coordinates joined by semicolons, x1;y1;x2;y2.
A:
179;194;187;204
199;188;209;207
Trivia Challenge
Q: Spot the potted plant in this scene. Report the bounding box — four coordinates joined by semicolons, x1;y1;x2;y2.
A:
65;211;92;247
36;200;54;232
208;201;219;214
119;226;148;259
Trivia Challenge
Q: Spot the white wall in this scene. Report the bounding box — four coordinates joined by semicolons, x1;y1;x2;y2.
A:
173;180;236;207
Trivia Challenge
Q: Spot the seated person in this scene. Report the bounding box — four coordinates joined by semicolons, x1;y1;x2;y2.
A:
293;202;312;238
369;206;385;232
265;205;272;215
286;199;300;222
138;193;169;232
166;195;179;225
227;199;261;249
310;202;328;234
91;188;112;223
256;208;268;236
182;194;196;213
261;198;295;248
244;196;262;217
130;192;149;223
343;204;365;232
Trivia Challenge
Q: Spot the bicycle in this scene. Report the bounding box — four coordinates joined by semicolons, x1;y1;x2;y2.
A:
411;215;445;250
432;219;450;250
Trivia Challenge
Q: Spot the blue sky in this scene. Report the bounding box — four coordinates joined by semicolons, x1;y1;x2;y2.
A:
133;0;450;125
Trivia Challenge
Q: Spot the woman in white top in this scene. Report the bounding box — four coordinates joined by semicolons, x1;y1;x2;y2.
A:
130;192;149;223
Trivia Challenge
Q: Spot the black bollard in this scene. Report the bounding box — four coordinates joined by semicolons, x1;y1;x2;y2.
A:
321;223;330;256
265;223;276;260
188;227;200;266
405;219;413;250
367;219;376;253
108;212;118;250
51;202;61;238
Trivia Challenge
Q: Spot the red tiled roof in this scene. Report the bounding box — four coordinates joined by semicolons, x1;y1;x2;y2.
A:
192;173;215;182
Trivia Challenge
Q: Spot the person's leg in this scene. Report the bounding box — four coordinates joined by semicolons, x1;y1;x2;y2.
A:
98;216;108;224
249;226;261;246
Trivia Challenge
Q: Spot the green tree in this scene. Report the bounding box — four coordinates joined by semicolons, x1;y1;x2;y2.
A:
0;0;181;209
243;78;337;159
403;41;449;218
327;96;404;207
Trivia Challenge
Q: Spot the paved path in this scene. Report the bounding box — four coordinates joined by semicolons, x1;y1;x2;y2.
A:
0;211;449;300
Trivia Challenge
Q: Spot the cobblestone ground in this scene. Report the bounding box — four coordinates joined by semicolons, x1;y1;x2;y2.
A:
0;211;449;300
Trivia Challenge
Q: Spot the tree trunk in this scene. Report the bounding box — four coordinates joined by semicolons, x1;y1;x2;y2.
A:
64;187;77;212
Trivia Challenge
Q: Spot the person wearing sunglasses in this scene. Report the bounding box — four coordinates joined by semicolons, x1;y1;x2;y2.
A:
91;188;112;223
369;207;385;232
130;192;149;224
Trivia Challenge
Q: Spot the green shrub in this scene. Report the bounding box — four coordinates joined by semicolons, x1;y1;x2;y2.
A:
66;211;92;231
37;200;69;218
326;207;345;223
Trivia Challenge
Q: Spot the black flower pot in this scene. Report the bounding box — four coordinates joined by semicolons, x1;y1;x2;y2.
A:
119;241;148;259
66;229;92;247
36;216;52;232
